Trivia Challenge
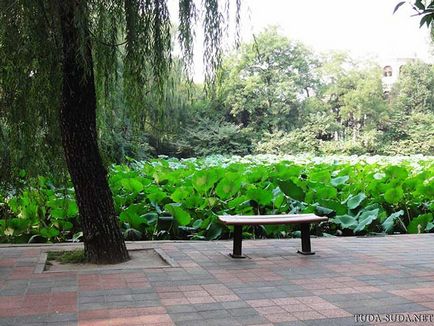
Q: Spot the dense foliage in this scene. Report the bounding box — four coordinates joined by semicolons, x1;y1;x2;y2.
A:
1;155;433;243
2;27;433;187
0;2;432;251
94;28;434;159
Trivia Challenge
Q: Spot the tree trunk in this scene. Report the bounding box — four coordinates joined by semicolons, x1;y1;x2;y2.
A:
58;1;129;264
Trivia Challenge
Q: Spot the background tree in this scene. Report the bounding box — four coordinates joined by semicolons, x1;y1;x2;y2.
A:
217;27;319;133
383;61;434;154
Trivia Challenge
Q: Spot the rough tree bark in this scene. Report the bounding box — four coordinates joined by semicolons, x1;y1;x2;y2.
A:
58;1;129;264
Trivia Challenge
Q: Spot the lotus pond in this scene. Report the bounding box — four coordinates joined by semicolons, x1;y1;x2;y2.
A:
1;154;433;243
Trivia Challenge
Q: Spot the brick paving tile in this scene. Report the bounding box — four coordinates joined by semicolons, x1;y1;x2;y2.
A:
2;235;434;325
247;299;275;307
292;310;325;320
264;312;298;323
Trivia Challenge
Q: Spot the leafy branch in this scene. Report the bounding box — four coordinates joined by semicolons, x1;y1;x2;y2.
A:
394;0;434;27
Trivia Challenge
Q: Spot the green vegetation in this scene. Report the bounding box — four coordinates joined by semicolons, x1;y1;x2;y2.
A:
99;28;433;160
47;250;86;264
0;1;433;256
2;155;433;243
3;27;434;187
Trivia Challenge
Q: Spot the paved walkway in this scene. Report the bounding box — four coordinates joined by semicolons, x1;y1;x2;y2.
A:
1;235;434;326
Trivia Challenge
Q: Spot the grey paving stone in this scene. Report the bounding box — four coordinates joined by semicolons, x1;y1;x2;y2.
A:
274;321;308;326
105;294;134;302
0;288;26;296
233;315;270;325
346;303;428;314
303;317;365;326
263;290;290;299
199;318;242;326
131;293;159;300
169;312;202;322
175;320;211;326
199;309;231;319
129;287;155;294
237;292;269;300
227;307;258;317
52;286;78;293
79;295;105;304
221;301;250;309
193;302;225;312
0;317;16;326
26;287;52;294
166;304;197;313
45;313;77;323
78;302;107;310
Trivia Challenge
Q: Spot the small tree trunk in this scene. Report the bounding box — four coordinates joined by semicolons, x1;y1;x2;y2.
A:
58;1;129;264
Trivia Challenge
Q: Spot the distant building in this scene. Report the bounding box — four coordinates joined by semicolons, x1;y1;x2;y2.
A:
380;57;417;94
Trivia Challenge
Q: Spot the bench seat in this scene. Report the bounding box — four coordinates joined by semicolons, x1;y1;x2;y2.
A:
219;214;328;225
218;214;328;258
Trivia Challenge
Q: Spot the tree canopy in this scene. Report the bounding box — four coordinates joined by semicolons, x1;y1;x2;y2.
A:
0;0;240;263
0;0;240;178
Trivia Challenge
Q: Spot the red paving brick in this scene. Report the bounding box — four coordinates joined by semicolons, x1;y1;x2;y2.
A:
1;235;434;325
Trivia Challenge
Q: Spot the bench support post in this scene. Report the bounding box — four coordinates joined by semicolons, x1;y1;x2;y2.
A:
230;225;245;258
297;223;315;255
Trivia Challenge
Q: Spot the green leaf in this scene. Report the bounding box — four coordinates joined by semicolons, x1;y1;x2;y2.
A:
315;186;337;199
373;172;386;180
354;208;379;233
147;189;167;203
408;213;433;234
67;201;78;217
215;173;242;200
193;219;203;229
121;178;144;193
246;188;273;206
273;163;302;179
384;187;404;204
171;186;204;208
164;203;191;226
420;15;432;28
228;196;248;209
314;205;336;218
143;212;158;224
40;227;59;239
191;170;219;194
346;192;366;210
206;222;223;240
317;199;347;215
119;206;147;230
51;208;66;218
393;1;406;14
72;232;83;242
331;215;358;230
123;228;142;240
426;222;434;232
170;186;191;203
309;170;331;183
277;180;305;201
331;175;349;187
272;187;285;208
385;166;408;180
382;210;404;233
62;221;73;231
414;0;425;10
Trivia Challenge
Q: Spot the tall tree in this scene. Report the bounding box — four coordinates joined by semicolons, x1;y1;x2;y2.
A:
218;27;319;132
0;0;238;263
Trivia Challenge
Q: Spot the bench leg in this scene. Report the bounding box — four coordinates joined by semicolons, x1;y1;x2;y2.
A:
297;223;315;255
230;225;246;258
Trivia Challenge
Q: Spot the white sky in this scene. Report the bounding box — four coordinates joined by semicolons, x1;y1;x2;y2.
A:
169;0;434;81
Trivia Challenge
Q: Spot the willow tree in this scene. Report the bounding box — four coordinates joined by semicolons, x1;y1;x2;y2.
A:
0;0;240;263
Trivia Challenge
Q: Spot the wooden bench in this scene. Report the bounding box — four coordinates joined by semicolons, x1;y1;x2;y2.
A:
218;214;328;258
